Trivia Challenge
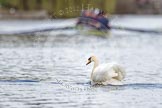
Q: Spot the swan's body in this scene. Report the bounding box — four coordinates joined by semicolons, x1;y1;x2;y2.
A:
86;56;126;85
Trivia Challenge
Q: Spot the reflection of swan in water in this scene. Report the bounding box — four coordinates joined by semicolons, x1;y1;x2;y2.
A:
86;56;126;85
0;80;162;89
122;83;162;89
77;82;162;90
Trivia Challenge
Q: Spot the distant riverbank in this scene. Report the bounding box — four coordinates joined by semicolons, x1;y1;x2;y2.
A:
0;0;162;19
0;9;49;19
0;0;116;19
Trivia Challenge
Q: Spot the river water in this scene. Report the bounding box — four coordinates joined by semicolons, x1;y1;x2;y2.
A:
0;15;162;108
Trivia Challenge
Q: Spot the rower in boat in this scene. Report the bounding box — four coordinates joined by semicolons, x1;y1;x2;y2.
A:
76;9;110;31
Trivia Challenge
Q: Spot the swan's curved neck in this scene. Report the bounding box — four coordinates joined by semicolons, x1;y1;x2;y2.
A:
93;59;99;70
91;58;99;80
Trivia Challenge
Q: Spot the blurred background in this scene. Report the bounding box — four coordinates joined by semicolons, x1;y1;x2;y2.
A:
0;0;162;19
0;1;162;108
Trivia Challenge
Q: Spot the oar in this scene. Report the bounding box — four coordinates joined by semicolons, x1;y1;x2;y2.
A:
0;26;74;35
110;26;162;34
0;25;161;35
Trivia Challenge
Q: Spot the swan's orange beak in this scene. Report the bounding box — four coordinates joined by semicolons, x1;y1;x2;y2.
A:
86;60;91;65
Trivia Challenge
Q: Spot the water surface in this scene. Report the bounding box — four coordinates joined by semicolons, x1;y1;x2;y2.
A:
0;16;162;108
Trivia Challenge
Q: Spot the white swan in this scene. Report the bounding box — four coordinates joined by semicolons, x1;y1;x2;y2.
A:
86;56;126;85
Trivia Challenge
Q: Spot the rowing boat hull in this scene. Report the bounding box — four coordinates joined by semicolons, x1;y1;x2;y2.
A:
76;24;110;37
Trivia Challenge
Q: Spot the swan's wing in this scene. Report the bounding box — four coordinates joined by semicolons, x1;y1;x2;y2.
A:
98;63;119;78
106;67;118;78
93;65;109;82
100;63;126;80
94;64;118;80
112;64;126;81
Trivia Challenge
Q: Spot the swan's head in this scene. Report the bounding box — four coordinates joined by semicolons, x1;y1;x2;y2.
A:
86;56;97;65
